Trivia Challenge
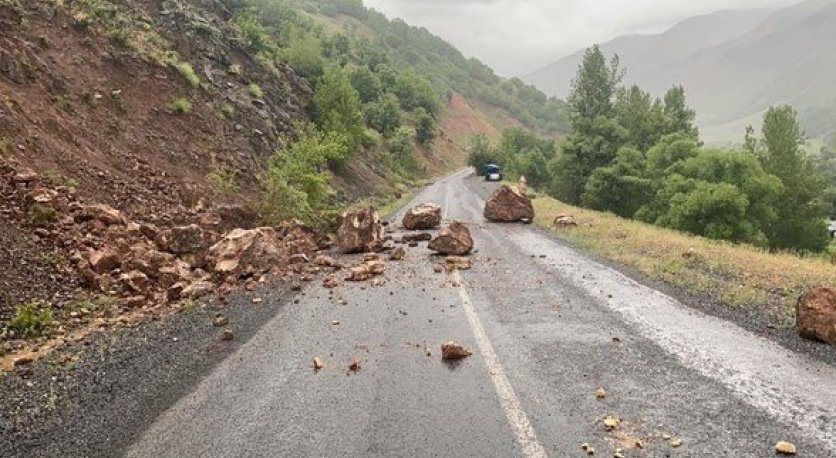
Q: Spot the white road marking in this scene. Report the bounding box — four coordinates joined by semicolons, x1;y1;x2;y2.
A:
452;270;548;458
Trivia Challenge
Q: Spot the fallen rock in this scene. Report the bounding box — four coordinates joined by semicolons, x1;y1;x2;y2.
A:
314;357;325;370
75;204;126;226
206;227;282;277
441;341;472;360
221;329;235;341
402;203;442;230
429;221;473;255
402;232;432;242
323;275;339;288
182;280;214;299
775;441;797;455
602;415;620;430
552;213;578;228
444;256;472;271
122;245;173;278
155;224;207;255
335;207;383;254
213;314;229;327
313;255;343;269
796;286;836;344
595;388;607;399
119;270;149;294
346;259;386;282
89;247;120;273
389;247;405;261
483;185;534;222
349;356;361;372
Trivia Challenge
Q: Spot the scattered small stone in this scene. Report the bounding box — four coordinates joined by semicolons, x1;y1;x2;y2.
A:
389;247;405;261
775;441;797;455
444;256;472;271
602;416;620;430
580;443;595;455
323;275;339;288
252;297;263;304
349;356;361;372
595;387;607;399
221;329;234;341
213;314;229;327
441;341;472;360
332;320;340;325
314;357;325;371
670;438;683;448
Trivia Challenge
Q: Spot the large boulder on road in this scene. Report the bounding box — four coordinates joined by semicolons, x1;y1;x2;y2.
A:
206;227;283;277
335;207;383;254
428;221;473;255
402;203;442;230
483;185;534;223
797;286;836;344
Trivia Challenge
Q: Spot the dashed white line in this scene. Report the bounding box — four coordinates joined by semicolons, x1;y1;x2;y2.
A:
452;270;548;458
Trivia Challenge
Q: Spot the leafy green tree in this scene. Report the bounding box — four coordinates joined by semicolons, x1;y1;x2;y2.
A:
466;133;496;174
393;71;442;114
284;29;324;81
659;181;752;241
260;124;350;224
813;145;836;217
758;105;829;251
349;65;382;103
414;107;436;145
551;116;627;204
582;147;653;217
662;85;699;140
313;66;364;150
551;46;625;204
567;45;623;123
614;85;666;152
389;126;415;166
363;93;401;137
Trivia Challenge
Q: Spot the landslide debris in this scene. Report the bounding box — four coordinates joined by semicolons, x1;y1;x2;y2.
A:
483;185;534;223
428;221;473;255
441;341;472;360
796;286;835;344
336;207;384;254
402;203;442;230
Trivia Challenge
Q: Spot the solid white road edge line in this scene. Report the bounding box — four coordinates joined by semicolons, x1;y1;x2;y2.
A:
452;270;548;458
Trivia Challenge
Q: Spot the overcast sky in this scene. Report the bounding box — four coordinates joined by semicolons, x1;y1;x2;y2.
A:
363;0;802;77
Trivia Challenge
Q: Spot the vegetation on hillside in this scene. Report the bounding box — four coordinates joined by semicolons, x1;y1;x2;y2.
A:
470;45;833;254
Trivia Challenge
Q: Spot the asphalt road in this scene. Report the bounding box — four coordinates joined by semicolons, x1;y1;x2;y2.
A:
126;169;836;458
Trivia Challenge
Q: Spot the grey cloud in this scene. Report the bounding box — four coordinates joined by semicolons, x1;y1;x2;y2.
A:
363;0;801;76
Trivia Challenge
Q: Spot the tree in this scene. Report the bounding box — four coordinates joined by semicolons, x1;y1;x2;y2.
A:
349;65;382;104
758;105;829;251
550;116;627;204
363;93;401;137
567;45;622;123
389;126;415;167
662;85;699;140
414;108;436;145
313;66;364;151
284;29;324;81
466;133;496;174
550;46;625;204
260;124;349;224
614;85;666;152
582;147;653;218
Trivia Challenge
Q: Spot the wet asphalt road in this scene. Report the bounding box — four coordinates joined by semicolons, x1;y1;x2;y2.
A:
126;169;836;457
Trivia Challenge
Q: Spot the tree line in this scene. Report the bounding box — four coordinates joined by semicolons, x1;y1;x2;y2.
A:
469;46;832;253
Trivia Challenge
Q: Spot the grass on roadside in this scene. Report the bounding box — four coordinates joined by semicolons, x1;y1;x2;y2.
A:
531;193;836;328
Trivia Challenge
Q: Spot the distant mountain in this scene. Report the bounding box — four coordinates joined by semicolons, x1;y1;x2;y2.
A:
523;0;836;141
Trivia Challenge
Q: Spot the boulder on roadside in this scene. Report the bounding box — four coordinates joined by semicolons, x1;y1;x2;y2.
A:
483;185;534;223
346;259;386;282
552;213;578;228
155;224;207;255
181;280;214;299
75;204;126;226
428;221;473;255
335;207;383;254
389;247;405;261
121;245;173;278
206;227;283;277
797;286;836;344
402;203;442;230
